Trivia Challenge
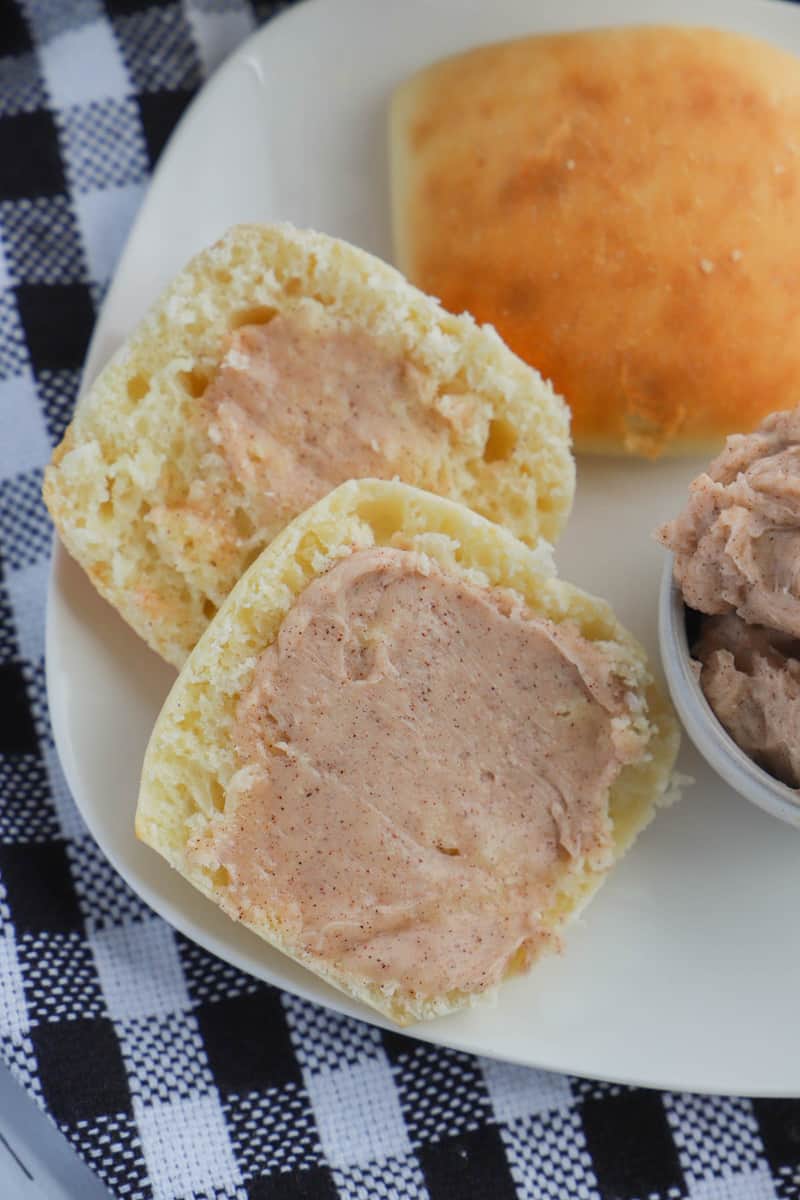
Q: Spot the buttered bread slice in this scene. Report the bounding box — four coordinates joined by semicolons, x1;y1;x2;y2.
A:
136;480;679;1025
44;223;573;667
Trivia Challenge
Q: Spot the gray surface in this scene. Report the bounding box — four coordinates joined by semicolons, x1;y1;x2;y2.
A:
0;1060;110;1198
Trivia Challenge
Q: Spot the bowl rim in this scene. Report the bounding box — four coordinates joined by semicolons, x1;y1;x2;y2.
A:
658;555;800;829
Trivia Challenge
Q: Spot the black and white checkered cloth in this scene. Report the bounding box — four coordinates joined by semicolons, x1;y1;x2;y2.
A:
0;1;799;1197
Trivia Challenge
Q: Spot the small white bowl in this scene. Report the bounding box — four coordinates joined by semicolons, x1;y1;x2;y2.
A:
658;556;800;829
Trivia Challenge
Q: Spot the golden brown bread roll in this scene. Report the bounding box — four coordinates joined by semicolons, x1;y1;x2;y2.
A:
391;25;800;458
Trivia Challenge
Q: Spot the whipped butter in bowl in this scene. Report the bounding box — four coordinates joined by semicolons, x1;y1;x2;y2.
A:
657;408;800;826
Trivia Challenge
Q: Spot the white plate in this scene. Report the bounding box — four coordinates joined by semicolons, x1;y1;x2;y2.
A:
46;0;800;1095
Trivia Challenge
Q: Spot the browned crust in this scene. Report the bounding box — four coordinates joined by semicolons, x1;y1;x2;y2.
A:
392;25;800;457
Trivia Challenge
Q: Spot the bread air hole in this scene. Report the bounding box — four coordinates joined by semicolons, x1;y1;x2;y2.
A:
233;507;255;539
202;598;217;621
439;372;471;397
483;418;518;462
127;374;149;401
209;779;226;812
506;943;533;975
295;530;328;573
355;497;406;544
98;476;115;522
229;305;278;329
178;368;210;399
211;866;231;888
241;543;263;571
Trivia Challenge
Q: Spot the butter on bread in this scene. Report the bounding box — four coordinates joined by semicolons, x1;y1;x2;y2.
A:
43;223;573;668
136;479;679;1026
391;26;800;457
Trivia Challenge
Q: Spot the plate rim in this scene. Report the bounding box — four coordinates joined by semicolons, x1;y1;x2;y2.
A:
46;0;800;1095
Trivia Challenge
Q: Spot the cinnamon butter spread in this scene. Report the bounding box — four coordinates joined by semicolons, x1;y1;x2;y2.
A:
189;547;646;1000
205;307;458;528
657;408;800;636
693;614;800;788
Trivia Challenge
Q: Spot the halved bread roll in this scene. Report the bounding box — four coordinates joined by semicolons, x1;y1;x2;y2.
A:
136;479;679;1025
44;223;573;667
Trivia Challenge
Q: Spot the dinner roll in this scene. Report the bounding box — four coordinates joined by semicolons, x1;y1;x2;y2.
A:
391;26;800;457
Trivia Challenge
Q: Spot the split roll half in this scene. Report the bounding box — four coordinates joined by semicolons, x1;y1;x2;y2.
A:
137;480;679;1026
44;223;574;667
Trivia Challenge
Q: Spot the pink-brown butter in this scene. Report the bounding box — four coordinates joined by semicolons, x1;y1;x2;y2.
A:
658;407;800;786
657;407;800;636
188;547;645;1001
205;306;456;530
692;614;800;787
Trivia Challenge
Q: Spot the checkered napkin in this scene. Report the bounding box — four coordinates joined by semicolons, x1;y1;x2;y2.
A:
0;1;799;1197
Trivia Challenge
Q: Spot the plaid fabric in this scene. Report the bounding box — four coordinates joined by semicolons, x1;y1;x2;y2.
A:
0;1;799;1197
